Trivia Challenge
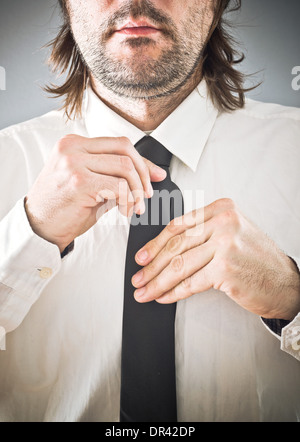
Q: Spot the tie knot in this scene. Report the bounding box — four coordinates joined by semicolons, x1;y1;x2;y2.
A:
135;136;172;168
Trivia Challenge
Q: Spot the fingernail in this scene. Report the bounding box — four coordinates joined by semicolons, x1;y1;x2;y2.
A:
132;270;144;286
134;287;146;300
136;249;148;263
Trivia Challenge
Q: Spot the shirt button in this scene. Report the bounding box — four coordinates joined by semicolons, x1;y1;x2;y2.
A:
291;327;300;351
39;267;53;279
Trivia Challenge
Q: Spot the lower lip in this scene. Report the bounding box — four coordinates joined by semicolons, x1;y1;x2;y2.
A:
115;27;161;36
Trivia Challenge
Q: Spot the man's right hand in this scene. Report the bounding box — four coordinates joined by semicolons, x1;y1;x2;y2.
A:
25;134;167;253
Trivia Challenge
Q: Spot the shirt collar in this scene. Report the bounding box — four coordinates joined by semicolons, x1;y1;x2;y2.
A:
84;80;218;172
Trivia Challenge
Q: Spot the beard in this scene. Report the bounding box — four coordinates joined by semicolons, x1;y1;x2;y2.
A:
70;0;207;100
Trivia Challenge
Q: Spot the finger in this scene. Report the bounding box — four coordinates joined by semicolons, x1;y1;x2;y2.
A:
155;259;214;304
143;157;167;183
134;242;214;303
83;136;166;198
132;217;216;289
87;171;136;216
135;198;236;266
84;153;146;212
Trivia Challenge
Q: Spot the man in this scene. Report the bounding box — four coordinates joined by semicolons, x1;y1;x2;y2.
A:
0;0;299;422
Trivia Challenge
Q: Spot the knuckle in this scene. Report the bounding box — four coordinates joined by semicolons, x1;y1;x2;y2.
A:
166;234;183;254
175;277;193;300
56;139;69;155
118;136;132;153
56;134;79;154
217;198;236;210
147;238;159;255
186;208;199;223
146;260;158;277
219;208;240;227
167;217;183;235
170;254;184;272
180;276;192;291
151;277;162;293
120;155;134;172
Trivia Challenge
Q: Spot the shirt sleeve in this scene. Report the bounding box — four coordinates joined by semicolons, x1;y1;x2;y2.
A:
0;197;62;338
261;256;300;361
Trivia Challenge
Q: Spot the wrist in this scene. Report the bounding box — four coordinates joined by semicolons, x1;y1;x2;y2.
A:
271;257;300;321
24;196;71;253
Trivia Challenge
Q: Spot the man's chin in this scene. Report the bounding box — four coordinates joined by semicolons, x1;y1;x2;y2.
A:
101;77;179;101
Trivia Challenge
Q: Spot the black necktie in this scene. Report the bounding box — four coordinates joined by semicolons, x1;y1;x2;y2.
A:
120;136;184;422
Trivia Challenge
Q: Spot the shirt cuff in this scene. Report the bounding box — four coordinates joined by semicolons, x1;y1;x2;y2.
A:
261;256;300;361
0;197;62;334
280;313;300;360
261;317;291;336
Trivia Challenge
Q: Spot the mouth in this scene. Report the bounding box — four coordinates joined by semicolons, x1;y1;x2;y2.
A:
114;20;161;36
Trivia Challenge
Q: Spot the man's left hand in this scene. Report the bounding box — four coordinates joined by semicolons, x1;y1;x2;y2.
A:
132;198;300;320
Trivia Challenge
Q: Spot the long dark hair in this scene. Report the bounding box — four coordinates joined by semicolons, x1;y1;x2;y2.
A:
45;0;250;119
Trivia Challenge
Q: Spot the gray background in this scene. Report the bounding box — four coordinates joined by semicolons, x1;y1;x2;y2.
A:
0;0;299;131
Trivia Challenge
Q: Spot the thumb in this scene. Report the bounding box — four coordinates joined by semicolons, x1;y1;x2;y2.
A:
143;158;167;183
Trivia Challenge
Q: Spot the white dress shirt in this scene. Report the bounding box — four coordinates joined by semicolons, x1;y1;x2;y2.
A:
0;81;299;422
